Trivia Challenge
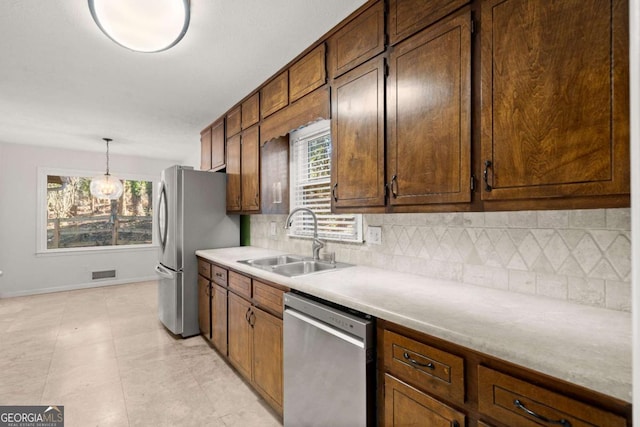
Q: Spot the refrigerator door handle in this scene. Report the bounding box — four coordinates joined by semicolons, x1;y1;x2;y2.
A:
155;264;175;279
157;182;169;252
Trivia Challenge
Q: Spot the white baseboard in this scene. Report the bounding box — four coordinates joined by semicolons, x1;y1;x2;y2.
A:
0;275;158;298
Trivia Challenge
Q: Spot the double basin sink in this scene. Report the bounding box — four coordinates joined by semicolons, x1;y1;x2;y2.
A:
238;254;352;277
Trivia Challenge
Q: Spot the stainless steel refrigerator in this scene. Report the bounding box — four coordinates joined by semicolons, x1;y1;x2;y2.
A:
155;165;239;337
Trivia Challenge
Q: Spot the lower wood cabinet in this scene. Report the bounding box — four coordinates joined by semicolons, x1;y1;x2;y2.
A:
225;271;285;416
228;291;252;379
197;275;211;340
379;320;631;427
252;306;283;412
211;284;227;355
384;374;465;427
478;366;627;427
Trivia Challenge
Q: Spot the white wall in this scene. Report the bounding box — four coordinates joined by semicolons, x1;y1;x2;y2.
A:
0;142;179;297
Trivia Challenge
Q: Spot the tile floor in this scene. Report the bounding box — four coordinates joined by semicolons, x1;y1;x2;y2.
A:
0;281;282;426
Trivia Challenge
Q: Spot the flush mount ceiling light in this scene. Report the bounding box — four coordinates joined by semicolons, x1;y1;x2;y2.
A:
90;138;124;200
88;0;190;53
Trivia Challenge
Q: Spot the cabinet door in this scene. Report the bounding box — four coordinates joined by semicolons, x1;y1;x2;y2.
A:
388;0;469;45
252;307;283;413
211;284;227;355
227;292;252;379
197;276;211;339
241;125;260;212
480;0;629;202
387;10;471;206
260;135;289;214
226;134;242;212
226;106;241;137
210;118;225;171
328;0;385;78
384;374;465;427
200;127;212;171
289;44;327;102
242;93;260;129
261;71;289;118
331;55;385;209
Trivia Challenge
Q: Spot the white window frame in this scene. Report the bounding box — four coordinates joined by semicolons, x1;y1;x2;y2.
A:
36;167;158;255
288;120;363;243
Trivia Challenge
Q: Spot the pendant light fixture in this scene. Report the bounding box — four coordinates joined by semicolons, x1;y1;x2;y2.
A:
88;0;190;53
90;138;124;200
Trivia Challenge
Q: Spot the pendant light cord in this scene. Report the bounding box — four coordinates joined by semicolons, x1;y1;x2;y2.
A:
103;137;112;176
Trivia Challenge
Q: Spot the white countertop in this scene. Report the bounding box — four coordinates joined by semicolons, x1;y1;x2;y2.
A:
196;246;632;403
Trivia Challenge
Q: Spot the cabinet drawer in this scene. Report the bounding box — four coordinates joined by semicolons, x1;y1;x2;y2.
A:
477;366;626;427
384;330;464;402
198;259;211;279
384;374;465;427
253;280;284;315
212;265;228;287
228;271;251;300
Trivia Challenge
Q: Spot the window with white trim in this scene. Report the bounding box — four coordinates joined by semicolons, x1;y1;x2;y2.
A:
288;120;363;242
37;168;156;253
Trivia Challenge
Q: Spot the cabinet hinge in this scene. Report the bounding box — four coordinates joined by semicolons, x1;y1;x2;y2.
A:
470;175;476;191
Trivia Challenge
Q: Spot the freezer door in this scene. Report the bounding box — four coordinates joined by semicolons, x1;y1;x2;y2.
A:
156;264;182;335
157;166;181;270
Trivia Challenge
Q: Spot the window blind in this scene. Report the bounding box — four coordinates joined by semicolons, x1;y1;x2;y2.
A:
289;120;362;242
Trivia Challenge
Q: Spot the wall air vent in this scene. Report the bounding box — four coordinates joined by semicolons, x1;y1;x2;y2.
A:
92;270;116;280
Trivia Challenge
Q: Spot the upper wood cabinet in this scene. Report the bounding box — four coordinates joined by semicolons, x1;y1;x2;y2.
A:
201;119;225;172
261;135;289;214
226;125;260;213
388;0;469;45
387;9;472;207
261;71;289;119
331;55;385;210
242;93;260;129
328;0;385;79
289;44;327;103
240;125;261;212
200;127;212;171
226;133;241;212
226;106;241;137
480;0;629;205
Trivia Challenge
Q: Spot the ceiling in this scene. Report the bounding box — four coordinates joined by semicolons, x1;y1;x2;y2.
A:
0;0;367;161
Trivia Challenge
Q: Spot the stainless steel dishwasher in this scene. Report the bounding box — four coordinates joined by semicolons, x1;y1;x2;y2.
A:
283;291;375;427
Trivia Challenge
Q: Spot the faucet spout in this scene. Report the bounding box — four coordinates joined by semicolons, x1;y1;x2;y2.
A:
284;207;324;260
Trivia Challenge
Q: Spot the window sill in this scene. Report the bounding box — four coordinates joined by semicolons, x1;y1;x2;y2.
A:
36;244;158;257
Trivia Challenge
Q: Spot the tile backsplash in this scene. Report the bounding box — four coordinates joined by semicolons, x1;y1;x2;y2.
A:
250;208;631;312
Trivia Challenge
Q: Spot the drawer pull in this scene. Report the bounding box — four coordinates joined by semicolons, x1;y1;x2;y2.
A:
513;399;571;427
215;272;223;278
403;351;434;370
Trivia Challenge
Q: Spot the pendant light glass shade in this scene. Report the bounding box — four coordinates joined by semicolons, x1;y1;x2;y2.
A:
90;138;124;200
88;0;190;53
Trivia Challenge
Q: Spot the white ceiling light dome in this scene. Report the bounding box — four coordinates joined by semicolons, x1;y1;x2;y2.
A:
88;0;190;53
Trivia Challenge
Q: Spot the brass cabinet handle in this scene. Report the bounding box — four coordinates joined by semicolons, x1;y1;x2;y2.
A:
403;351;434;370
483;160;493;192
390;175;398;198
513;399;571;426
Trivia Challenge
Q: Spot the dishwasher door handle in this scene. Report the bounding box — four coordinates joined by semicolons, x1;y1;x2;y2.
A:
285;308;364;349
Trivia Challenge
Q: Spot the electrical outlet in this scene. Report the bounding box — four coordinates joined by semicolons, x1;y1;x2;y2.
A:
367;226;382;245
269;221;277;237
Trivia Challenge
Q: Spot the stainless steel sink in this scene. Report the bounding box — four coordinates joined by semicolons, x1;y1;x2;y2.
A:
242;255;305;268
237;255;351;277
